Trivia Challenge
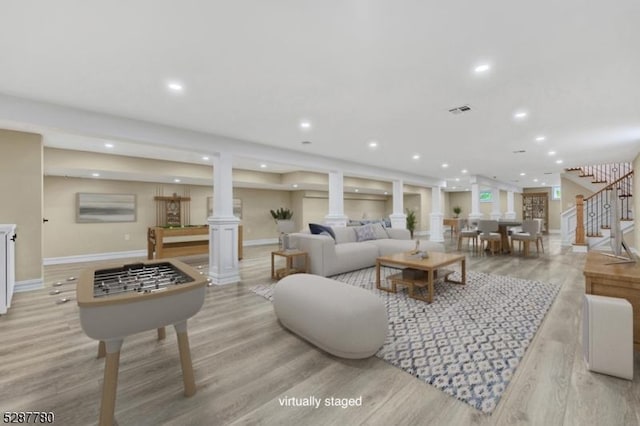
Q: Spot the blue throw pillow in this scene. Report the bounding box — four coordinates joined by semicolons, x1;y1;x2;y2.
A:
309;223;336;240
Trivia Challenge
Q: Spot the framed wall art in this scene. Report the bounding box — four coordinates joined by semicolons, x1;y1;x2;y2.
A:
76;193;136;223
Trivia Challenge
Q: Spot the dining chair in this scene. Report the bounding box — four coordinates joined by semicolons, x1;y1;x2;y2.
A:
533;218;545;253
457;220;479;253
478;220;501;255
511;219;539;256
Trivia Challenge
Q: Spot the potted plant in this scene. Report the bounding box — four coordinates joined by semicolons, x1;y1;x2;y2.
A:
405;208;417;239
453;206;462;218
271;208;294;249
270;207;293;223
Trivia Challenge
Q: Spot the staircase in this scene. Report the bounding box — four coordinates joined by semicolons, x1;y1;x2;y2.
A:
560;163;634;250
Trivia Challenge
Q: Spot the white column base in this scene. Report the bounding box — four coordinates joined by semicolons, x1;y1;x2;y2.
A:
429;213;444;242
504;211;516;220
490;212;502;220
469;212;483;221
324;214;348;228
389;213;407;229
207;217;240;285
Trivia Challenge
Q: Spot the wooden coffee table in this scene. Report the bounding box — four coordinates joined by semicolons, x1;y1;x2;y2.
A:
375;252;466;303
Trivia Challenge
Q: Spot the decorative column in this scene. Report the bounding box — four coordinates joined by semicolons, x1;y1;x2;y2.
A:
573;194;588;252
389;179;406;228
207;152;240;285
469;182;482;221
429;186;444;242
490;187;502;220
504;191;516;219
324;170;348;227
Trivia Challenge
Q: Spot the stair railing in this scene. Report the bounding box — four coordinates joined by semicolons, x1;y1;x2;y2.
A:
568;163;632;185
574;170;634;244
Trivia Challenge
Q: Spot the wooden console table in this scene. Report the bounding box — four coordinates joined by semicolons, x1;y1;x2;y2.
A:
148;225;243;260
584;251;640;351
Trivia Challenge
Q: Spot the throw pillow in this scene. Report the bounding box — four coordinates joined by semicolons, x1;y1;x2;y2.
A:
354;224;377;242
371;222;389;239
309;223;336;240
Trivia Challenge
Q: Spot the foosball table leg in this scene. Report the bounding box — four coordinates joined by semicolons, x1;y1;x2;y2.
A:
99;339;123;426
157;326;166;340
174;321;196;397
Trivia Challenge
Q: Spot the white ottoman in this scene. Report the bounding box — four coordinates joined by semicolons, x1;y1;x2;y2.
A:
273;274;388;359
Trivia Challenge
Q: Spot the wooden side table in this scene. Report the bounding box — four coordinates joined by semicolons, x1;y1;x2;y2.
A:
271;250;309;280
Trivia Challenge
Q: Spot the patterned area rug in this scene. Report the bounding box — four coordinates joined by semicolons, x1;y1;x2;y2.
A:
251;267;560;414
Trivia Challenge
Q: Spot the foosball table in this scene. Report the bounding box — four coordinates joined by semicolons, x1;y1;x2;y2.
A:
77;259;207;426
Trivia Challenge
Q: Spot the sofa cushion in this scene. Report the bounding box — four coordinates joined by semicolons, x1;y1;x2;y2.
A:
354;224;377;242
331;242;378;275
332;227;357;244
309;223;336;240
371;223;389;239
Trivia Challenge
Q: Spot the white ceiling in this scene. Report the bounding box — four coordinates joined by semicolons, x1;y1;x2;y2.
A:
1;1;639;191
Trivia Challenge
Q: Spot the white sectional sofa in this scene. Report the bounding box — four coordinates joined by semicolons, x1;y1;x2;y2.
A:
290;223;444;277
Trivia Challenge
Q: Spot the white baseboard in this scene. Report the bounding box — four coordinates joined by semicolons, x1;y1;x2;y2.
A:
43;240;280;266
15;278;44;292
414;231;429;237
244;238;278;246
43;250;147;266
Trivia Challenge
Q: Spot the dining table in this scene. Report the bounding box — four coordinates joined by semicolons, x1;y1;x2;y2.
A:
496;219;522;253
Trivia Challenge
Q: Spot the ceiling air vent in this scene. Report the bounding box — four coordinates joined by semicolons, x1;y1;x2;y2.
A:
448;104;471;115
512;150;526;154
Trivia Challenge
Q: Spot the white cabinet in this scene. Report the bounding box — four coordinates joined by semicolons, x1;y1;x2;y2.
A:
0;224;16;315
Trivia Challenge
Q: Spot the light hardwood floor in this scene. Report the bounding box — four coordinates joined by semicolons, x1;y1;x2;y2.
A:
1;235;639;426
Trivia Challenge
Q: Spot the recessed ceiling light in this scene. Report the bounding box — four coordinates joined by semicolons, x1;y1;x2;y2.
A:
465;188;470;191
92;173;100;177
202;156;209;161
535;136;546;142
556;159;564;164
301;140;312;145
368;140;378;148
174;178;181;183
461;169;468;174
384;191;388;195
455;178;460;182
442;163;449;168
548;151;556;156
260;163;267;168
542;182;546;186
292;184;298;188
299;120;311;130
452;186;457;190
520;172;526;176
167;82;184;92
355;189;359;192
533;178;539;182
412;154;420;160
104;143;114;148
474;63;491;73
513;111;528;120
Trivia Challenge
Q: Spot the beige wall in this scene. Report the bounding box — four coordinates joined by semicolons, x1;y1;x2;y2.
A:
561;175;594;212
43;176;293;258
235;187;292;240
0;130;43;282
